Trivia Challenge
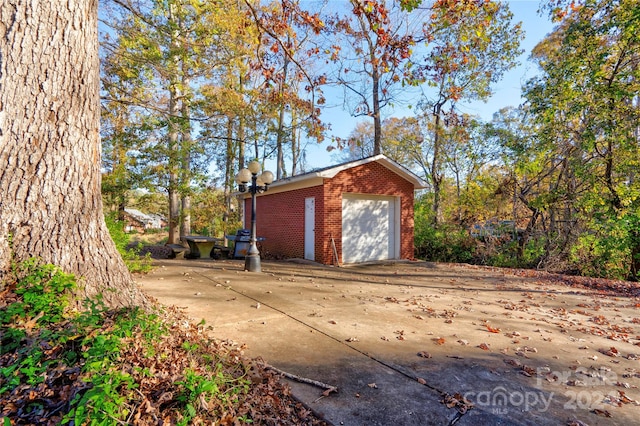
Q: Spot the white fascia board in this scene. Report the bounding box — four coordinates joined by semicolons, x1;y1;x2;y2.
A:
375;156;429;189
324;154;428;189
233;176;324;199
232;154;427;197
258;176;324;196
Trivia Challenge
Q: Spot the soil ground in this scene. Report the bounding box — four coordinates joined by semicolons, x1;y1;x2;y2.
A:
136;258;640;426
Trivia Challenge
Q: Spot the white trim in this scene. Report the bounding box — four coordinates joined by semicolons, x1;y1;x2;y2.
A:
233;155;427;198
267;154;428;192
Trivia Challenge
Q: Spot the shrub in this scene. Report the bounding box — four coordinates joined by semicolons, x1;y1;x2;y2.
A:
415;223;475;263
104;213;152;273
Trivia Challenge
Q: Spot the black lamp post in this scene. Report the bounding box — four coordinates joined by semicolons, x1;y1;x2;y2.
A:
235;160;274;272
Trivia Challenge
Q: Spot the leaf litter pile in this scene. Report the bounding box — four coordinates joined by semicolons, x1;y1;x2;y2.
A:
0;265;327;425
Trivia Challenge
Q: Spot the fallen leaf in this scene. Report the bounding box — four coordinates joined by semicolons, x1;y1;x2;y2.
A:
367;383;378;389
617;390;635;404
477;343;490;351
441;392;474;414
417;377;427;385
504;358;522;368
521;365;537;377
591;409;612;417
599;347;620;357
417;351;432;359
433;337;446;345
486;324;501;333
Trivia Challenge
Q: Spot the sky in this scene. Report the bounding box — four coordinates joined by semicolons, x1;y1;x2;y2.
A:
292;0;557;171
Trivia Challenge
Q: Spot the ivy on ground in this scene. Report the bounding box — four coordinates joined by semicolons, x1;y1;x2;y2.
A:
0;260;326;425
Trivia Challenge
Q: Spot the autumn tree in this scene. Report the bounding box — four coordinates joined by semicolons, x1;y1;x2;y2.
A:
243;0;327;178
0;1;146;307
340;116;423;164
416;0;523;226
101;0;250;242
525;0;640;279
100;43;154;218
326;0;420;155
440;114;498;224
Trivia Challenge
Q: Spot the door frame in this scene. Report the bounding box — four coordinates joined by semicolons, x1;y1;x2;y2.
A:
304;197;315;261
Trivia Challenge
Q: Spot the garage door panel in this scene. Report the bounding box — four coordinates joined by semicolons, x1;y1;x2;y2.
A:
342;194;396;264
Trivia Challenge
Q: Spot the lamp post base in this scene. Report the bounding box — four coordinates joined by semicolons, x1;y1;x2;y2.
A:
245;254;261;273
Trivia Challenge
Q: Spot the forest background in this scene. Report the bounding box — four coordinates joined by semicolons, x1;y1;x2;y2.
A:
99;0;640;281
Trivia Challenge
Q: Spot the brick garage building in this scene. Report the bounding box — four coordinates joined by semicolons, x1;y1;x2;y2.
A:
238;154;427;265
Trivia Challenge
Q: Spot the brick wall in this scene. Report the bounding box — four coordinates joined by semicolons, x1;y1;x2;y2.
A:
245;161;416;264
244;185;324;261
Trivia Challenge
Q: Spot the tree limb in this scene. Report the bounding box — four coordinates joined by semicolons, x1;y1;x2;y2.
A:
263;363;338;396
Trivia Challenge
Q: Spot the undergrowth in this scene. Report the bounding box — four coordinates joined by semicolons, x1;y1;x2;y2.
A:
0;259;325;425
105;213;153;273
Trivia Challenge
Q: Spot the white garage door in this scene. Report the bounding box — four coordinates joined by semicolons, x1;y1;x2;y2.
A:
342;194;399;264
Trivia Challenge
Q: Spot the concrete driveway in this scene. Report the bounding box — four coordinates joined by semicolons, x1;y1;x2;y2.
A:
136;259;640;426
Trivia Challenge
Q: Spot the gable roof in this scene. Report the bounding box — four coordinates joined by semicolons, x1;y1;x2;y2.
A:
124;208;153;224
259;154;427;196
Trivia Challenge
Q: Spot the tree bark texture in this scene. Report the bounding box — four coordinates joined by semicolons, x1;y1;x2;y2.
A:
431;105;444;227
0;1;147;307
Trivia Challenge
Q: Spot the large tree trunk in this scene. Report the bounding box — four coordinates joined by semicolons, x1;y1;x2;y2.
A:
180;85;192;239
0;1;147;307
372;65;382;156
275;52;290;179
166;82;181;244
291;111;299;176
431;104;444;227
224;117;235;212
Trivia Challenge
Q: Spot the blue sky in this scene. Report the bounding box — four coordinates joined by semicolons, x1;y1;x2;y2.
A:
295;0;556;171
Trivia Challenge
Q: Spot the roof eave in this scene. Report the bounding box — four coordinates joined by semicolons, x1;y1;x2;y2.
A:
232;154;428;196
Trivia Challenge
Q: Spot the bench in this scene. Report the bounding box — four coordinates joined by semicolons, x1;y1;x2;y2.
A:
166;244;189;259
212;245;231;259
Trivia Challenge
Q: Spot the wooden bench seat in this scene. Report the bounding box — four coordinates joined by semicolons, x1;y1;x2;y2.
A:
166;244;189;259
